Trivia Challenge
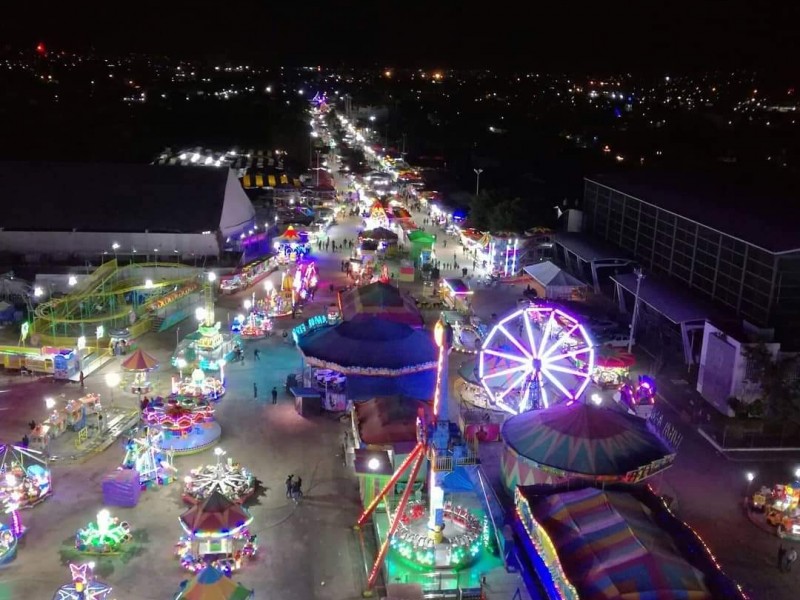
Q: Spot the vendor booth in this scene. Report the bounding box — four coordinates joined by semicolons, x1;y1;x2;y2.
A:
522;261;588;301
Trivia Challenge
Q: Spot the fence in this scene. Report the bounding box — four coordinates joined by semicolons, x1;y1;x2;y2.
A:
699;421;800;450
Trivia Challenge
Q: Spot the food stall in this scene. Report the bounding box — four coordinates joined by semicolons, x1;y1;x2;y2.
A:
752;482;800;539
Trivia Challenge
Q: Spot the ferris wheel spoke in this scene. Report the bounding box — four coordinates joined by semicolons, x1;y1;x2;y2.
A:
537;313;556;357
497;324;532;359
482;348;529;364
495;370;530;403
541;369;575;400
481;364;530;381
544;363;589;378
540;324;580;360
548;346;593;363
523;311;537;358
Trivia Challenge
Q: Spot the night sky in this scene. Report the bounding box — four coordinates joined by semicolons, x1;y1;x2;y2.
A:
4;1;799;70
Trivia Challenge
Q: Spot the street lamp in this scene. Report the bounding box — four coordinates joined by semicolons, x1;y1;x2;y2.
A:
177;358;187;380
105;372;121;406
244;299;252;311
33;286;44;298
794;467;800;480
195;307;207;322
68;275;77;287
111;242;120;260
45;397;56;410
145;279;154;289
473;168;483;196
628;268;645;353
207;272;217;283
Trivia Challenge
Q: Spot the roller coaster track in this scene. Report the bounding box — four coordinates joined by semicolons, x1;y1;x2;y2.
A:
33;262;199;326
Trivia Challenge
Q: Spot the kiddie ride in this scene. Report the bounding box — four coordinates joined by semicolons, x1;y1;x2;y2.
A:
171;368;226;402
75;509;132;555
231;312;273;340
0;444;52;542
614;375;656;419
182;448;256;505
141;396;221;455
752;482;800;540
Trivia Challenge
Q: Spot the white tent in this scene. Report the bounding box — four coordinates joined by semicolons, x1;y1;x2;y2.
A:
523;261;589;301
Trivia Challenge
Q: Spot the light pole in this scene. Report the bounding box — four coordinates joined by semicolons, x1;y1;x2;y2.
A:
105;372;121;406
473;168;483;196
628;268;645;353
112;242;120;261
315;150;321;187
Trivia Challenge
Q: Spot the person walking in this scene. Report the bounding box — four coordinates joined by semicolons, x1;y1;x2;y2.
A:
79;370;85;388
253;382;258;399
285;474;294;498
254;348;261;361
787;547;798;572
779;544;788;571
271;386;278;404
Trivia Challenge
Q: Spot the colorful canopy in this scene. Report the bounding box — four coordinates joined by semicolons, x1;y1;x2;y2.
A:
502;402;674;480
121;348;159;372
179;491;253;535
278;225;301;240
177;565;253;600
339;282;423;327
297;319;437;375
595;349;636;369
519;485;733;600
407;230;436;245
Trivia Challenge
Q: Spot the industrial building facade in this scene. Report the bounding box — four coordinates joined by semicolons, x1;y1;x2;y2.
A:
582;176;800;333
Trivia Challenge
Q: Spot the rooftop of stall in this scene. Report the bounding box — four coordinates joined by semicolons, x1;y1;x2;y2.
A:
442;279;472;296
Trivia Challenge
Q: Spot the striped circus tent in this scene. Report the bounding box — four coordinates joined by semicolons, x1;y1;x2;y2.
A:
501;402;674;491
241;170;300;189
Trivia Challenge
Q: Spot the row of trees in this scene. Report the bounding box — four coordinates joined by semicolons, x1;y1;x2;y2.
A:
741;344;800;421
467;190;559;233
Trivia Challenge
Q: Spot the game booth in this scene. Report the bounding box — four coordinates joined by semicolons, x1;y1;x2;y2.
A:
175;565;254;600
295;318;438;406
176;491;258;574
515;482;748;600
440;279;473;313
501;402;675;491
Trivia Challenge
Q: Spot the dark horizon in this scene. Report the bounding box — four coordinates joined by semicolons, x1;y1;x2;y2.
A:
4;1;799;72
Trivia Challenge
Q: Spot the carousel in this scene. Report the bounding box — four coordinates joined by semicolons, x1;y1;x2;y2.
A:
173;322;240;374
141;396;221;455
257;273;294;318
52;563;115;600
121;429;176;486
171;368;226;402
75;509;132;555
121;348;159;395
183;447;256;505
176;490;258;574
273;225;311;263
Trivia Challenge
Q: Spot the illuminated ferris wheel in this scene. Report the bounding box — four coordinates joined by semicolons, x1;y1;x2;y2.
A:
478;305;595;414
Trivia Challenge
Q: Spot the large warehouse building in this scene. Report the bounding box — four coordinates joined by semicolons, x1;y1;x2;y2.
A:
580;172;800;331
0;162;256;261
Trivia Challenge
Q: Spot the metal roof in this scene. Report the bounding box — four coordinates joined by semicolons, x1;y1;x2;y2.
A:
588;172;800;255
0;161;230;233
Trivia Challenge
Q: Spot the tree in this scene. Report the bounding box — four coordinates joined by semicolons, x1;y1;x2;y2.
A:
742;344;800;421
488;197;528;233
468;190;495;231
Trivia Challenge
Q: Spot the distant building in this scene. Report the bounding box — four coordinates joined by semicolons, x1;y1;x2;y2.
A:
581;172;800;342
0;162;256;262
